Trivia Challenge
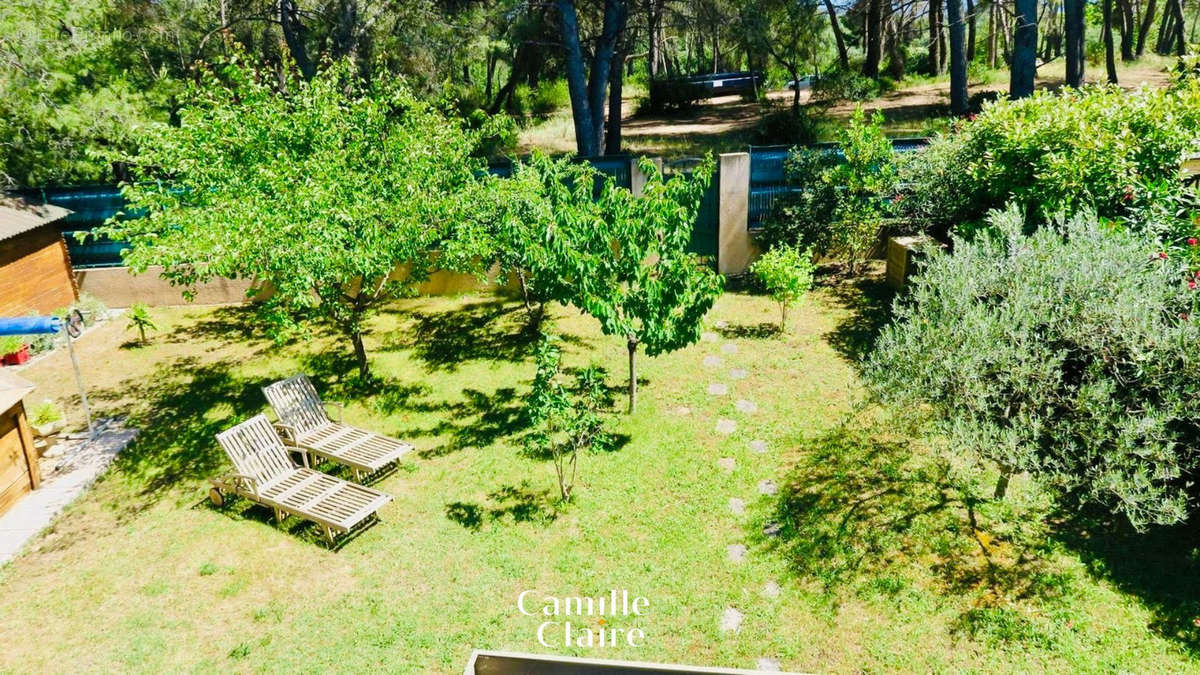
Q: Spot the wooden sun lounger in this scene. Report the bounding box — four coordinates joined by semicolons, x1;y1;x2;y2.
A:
263;374;414;482
211;415;392;544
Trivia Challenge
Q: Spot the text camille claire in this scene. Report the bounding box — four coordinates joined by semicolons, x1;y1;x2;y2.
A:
518;590;651;648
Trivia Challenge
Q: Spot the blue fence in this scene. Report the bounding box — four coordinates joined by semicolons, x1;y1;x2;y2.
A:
748;138;929;229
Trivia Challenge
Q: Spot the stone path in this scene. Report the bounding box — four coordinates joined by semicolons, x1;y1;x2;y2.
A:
0;420;138;565
696;325;788;671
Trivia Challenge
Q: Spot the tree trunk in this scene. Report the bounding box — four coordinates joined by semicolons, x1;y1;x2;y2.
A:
1136;0;1157;55
929;0;945;74
351;330;370;380
331;0;358;61
280;0;315;80
993;470;1011;499
864;0;884;77
988;0;999;68
824;0;851;69
1065;0;1086;86
559;0;628;157
626;338;638;413
1117;0;1136;60
948;0;969;114
887;14;908;79
1009;0;1037;98
966;0;978;61
1103;0;1120;83
606;45;625;155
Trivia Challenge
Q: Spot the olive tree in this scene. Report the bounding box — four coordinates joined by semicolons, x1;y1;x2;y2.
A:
99;58;489;379
530;154;724;413
866;206;1200;530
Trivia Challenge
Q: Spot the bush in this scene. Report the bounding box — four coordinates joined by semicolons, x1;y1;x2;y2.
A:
896;84;1200;240
866;206;1200;530
29;399;63;426
811;69;882;104
530;80;569;118
761;108;897;274
750;244;815;331
752;105;819;145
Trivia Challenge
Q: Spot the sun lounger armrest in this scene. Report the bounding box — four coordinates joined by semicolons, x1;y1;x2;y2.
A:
273;423;299;444
323;401;344;423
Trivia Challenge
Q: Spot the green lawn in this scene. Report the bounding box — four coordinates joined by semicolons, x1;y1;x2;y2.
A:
0;280;1196;672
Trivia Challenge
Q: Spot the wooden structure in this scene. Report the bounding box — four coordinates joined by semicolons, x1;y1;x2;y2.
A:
0;195;76;316
211;415;392;544
263;374;413;482
0;372;40;517
463;650;786;675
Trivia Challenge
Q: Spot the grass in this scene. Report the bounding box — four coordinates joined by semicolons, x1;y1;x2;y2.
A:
0;277;1197;672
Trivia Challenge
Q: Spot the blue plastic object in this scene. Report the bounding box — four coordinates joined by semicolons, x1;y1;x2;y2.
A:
0;316;62;336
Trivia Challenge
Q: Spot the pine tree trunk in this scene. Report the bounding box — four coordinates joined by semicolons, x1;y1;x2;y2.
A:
1009;0;1038;98
1136;0;1158;55
864;0;885;77
825;0;851;69
1103;0;1120;83
948;0;969;114
1065;0;1086;87
967;0;978;61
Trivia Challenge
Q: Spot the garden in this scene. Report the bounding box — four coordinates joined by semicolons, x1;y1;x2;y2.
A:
4;8;1200;672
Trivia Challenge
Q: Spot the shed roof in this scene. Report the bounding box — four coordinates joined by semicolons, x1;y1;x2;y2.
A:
0;195;72;242
0;370;36;414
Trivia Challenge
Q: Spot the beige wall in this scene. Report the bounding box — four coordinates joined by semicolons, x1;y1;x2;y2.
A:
76;263;518;309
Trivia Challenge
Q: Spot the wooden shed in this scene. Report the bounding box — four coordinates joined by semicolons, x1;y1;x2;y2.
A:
0;371;40;517
0;195;76;317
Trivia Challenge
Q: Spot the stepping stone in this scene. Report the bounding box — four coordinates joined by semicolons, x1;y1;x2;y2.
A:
729;497;746;516
715;418;737;435
749;439;768;454
762;580;781;598
758;479;778;496
729;368;749;380
762;521;782;537
717;457;736;472
715;320;729;329
756;657;782;671
721;343;738;355
707;383;728;396
720;607;743;632
671;406;692;416
727;544;747;562
701;332;719;342
735;399;757;414
702;355;723;368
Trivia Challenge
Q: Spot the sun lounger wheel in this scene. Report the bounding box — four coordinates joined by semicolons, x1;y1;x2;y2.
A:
209;486;225;507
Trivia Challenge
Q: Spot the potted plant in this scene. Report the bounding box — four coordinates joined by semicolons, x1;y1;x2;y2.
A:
30;399;65;437
0;335;29;366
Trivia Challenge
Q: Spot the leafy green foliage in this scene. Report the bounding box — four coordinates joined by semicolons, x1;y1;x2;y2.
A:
897;83;1200;239
0;336;25;356
29;399;64;426
525;155;725;412
762;108;897;273
523;334;612;501
125;303;157;344
866;206;1200;530
810;69;884;103
98;58;491;379
750;244;814;331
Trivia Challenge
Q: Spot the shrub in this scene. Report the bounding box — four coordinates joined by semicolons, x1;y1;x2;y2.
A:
810;69;882;104
530;80;569;118
0;335;24;356
524;334;612;501
126;303;157;344
750;244;815;332
762;108;897;274
30;399;63;426
752;105;819;145
896;84;1200;240
866;206;1200;530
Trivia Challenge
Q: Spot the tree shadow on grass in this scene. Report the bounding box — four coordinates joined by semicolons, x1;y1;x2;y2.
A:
383;299;538;371
759;425;1056;602
821;274;895;365
1055;512;1200;656
445;482;560;531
